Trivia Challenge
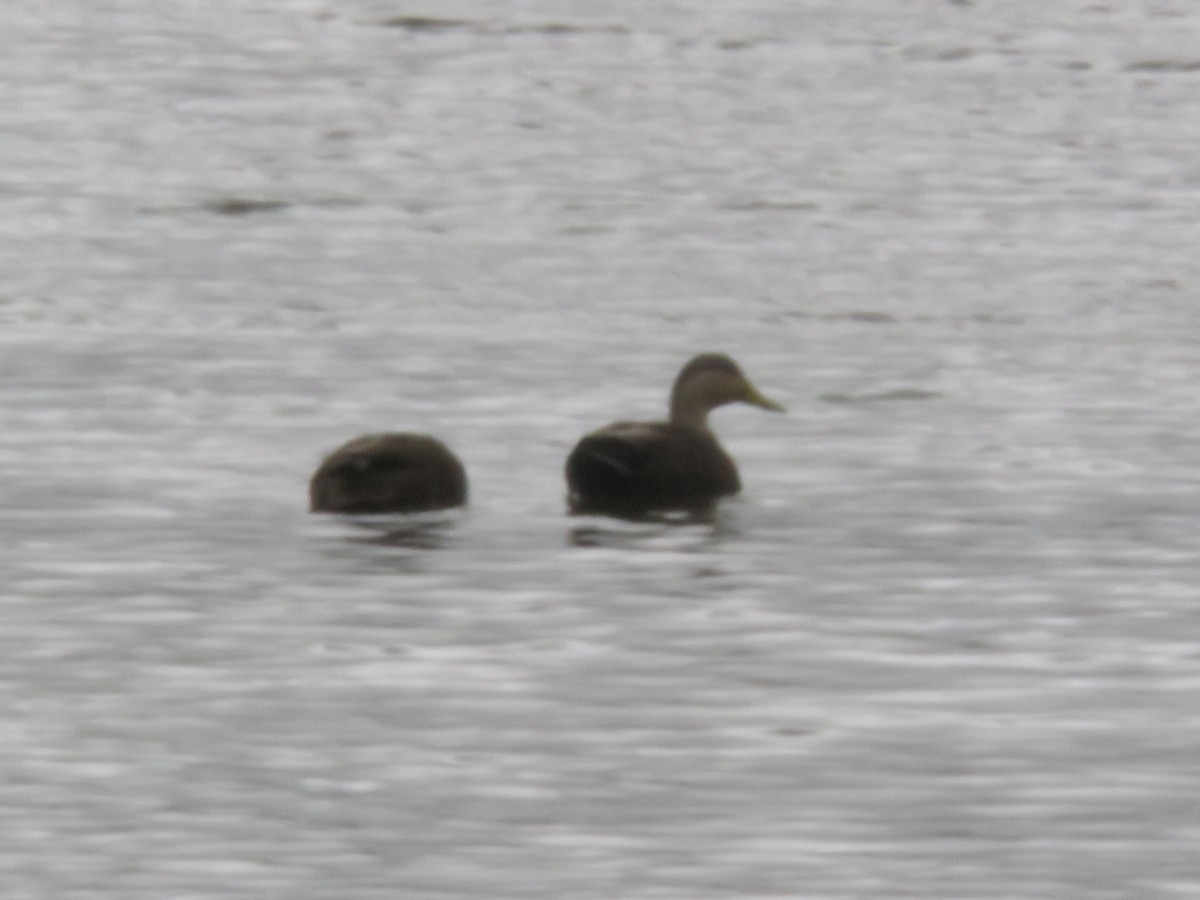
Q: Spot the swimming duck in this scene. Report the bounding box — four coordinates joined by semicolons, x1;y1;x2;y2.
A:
309;432;467;514
565;353;784;515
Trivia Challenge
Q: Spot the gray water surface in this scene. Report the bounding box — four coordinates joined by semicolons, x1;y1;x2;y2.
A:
2;1;1200;897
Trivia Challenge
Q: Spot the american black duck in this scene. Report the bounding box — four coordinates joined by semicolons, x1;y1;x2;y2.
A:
565;353;784;515
309;432;467;514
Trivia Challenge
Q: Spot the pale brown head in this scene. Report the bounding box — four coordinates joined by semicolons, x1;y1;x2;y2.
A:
668;353;785;429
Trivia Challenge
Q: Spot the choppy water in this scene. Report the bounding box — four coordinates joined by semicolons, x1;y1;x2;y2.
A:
3;1;1200;897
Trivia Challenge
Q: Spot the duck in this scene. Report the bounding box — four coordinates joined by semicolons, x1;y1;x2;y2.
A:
309;432;467;514
565;353;784;516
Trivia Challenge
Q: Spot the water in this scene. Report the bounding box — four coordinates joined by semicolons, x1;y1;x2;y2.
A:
2;1;1200;896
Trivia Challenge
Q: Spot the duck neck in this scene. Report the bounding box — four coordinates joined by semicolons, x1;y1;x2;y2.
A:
669;397;712;431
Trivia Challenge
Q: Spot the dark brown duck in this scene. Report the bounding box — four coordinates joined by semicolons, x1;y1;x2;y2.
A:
309;432;467;514
565;353;784;515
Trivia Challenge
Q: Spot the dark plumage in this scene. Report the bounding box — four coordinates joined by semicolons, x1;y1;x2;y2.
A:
309;432;467;514
566;353;784;515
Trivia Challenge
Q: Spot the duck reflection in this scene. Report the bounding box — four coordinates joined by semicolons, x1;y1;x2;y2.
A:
341;513;460;550
567;503;742;550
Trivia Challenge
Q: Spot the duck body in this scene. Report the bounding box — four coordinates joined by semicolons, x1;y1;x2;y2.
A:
566;421;740;514
309;432;467;514
565;353;783;516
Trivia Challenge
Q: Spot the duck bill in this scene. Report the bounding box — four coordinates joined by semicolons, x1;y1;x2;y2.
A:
744;383;786;413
